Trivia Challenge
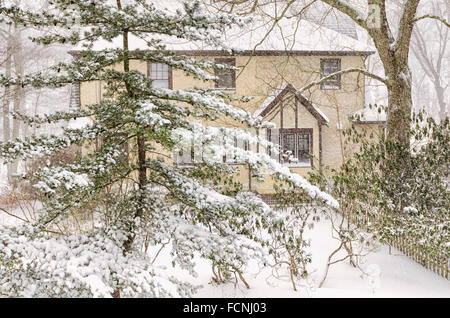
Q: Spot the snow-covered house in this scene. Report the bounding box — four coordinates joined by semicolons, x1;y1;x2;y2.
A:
70;15;384;195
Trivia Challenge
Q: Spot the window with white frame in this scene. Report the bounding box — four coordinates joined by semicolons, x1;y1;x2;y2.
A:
320;58;341;90
148;62;171;89
215;58;236;89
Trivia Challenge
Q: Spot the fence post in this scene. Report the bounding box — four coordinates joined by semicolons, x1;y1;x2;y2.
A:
446;258;449;280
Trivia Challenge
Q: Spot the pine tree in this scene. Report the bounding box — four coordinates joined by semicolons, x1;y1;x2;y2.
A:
0;0;337;297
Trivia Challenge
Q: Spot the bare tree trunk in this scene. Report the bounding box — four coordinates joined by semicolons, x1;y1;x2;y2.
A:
385;66;413;146
32;91;41;136
3;30;12;182
9;27;24;183
2;52;11;145
435;81;447;119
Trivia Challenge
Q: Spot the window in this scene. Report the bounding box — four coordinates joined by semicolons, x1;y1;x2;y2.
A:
69;82;81;109
174;143;195;166
320;58;341;90
215;58;236;89
148;62;172;89
174;136;249;166
297;133;310;164
267;128;313;166
281;133;296;162
227;137;248;164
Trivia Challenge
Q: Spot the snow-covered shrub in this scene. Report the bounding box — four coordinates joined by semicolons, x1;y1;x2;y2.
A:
266;183;324;291
312;109;449;261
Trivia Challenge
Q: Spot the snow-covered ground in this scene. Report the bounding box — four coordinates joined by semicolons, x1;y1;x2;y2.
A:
1;192;449;298
151;217;450;298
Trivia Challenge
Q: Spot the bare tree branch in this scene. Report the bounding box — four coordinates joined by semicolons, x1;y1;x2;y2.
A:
393;0;421;60
298;67;387;93
414;14;450;28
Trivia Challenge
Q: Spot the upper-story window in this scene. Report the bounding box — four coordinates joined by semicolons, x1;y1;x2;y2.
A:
320;58;341;90
215;58;236;90
148;62;172;89
69;83;81;109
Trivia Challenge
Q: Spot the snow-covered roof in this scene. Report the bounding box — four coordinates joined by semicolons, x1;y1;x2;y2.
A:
73;16;373;54
302;2;359;40
254;82;330;125
352;106;386;123
216;18;371;52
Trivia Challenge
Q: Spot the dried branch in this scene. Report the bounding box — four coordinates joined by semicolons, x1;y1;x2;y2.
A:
414;14;450;28
298;67;387;94
0;206;28;223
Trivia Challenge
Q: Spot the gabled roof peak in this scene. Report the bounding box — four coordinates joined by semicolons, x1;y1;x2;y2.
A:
254;82;329;125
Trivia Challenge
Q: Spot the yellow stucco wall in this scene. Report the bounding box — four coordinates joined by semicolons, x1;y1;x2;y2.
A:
79;53;374;193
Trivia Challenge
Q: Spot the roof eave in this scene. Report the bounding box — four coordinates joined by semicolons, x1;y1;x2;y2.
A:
68;49;376;57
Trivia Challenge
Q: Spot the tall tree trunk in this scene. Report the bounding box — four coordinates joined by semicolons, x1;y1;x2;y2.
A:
434;81;447;120
385;66;413;146
373;0;419;149
2;52;11;145
9;27;23;184
3;31;12;182
112;0;147;298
